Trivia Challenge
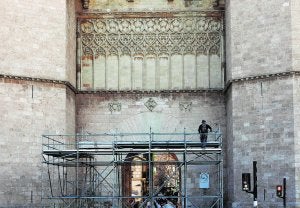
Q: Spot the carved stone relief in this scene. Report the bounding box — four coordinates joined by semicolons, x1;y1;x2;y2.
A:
82;0;89;9
79;11;224;91
80;15;222;56
179;102;192;112
108;102;122;112
144;98;157;112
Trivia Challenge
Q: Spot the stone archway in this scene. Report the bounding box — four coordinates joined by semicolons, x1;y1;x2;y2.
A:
122;152;180;207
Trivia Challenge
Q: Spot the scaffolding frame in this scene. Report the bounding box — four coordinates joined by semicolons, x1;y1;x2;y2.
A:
41;130;223;208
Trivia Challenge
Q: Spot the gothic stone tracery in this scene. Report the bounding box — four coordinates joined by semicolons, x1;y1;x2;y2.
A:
81;15;222;56
79;12;223;91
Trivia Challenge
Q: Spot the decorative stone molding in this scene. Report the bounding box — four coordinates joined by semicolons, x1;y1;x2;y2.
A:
213;0;225;9
80;13;222;56
144;98;157;112
179;102;192;112
0;74;77;93
224;71;300;93
4;71;299;95
82;0;89;9
108;102;122;112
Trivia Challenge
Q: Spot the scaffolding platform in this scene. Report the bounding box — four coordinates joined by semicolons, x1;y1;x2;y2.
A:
41;131;223;208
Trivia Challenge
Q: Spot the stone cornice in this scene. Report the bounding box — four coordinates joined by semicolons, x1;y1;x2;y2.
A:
83;71;299;95
0;74;224;95
0;74;77;94
3;71;297;95
0;71;300;94
224;71;300;93
78;89;223;95
77;10;223;19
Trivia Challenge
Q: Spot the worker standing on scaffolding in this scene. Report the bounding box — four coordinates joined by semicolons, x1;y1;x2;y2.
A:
198;120;212;148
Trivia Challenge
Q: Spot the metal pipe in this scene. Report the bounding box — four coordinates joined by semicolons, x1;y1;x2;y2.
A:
253;161;257;208
184;128;187;207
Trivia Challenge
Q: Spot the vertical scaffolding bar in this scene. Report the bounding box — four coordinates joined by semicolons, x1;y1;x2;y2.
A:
113;134;116;208
183;129;187;207
149;128;153;206
76;134;79;207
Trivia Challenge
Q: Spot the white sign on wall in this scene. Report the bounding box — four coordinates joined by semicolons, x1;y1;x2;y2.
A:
199;173;210;189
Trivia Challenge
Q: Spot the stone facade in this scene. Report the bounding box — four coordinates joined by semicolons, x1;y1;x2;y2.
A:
78;14;223;91
0;0;76;207
0;0;73;82
76;92;225;134
226;77;296;207
76;92;225;207
226;0;300;207
1;0;300;207
226;0;293;80
0;79;76;207
86;0;216;11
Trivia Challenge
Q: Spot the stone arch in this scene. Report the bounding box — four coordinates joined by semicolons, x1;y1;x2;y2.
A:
121;152;181;207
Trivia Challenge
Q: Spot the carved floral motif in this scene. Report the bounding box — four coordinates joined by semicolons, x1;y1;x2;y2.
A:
80;14;222;56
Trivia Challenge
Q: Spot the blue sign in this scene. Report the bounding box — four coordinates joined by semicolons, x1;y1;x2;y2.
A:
199;173;209;189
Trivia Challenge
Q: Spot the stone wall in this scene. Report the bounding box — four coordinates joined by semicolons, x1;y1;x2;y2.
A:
224;87;234;205
76;92;225;134
293;75;300;205
226;0;292;81
0;0;76;86
0;0;76;206
67;0;77;86
226;77;296;207
86;0;215;11
226;0;300;207
0;79;75;207
291;0;300;73
76;91;226;205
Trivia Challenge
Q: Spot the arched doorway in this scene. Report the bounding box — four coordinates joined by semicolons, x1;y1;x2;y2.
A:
122;153;180;207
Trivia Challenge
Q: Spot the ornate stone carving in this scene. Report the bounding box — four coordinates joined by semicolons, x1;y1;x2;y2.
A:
144;98;157;112
213;0;225;9
80;14;222;56
108;102;122;112
82;0;89;9
179;102;192;112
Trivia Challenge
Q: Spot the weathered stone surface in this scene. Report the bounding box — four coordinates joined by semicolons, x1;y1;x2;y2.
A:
226;0;293;81
292;0;300;73
88;0;215;11
79;15;224;91
226;77;296;207
1;0;300;207
0;0;76;206
0;0;76;85
226;0;300;207
0;79;75;206
76;92;225;134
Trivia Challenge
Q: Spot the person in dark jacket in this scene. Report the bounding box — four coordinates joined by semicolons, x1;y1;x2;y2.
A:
198;120;212;148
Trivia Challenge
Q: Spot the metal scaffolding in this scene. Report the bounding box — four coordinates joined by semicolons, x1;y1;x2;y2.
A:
41;130;223;208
